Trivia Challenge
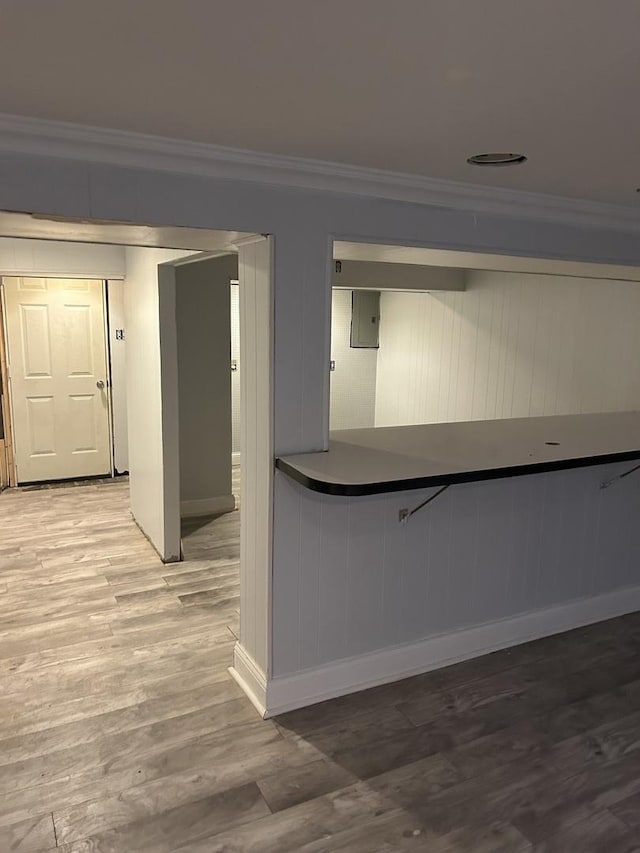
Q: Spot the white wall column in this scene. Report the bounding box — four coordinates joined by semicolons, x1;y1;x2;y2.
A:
230;235;274;713
231;228;333;715
124;247;186;563
272;228;332;455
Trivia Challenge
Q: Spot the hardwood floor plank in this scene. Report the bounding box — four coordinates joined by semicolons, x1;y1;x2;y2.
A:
52;737;321;844
297;814;532;853
545;709;640;775
178;586;239;607
0;813;56;852
421;749;640;844
321;723;454;781
163;566;238;588
257;758;358;812
0;641;233;705
0;668;232;745
363;751;462;799
0;681;247;765
528;810;640;853
0;621;113;660
444;682;638;780
0;698;261;795
510;753;640;844
0;719;282;830
161;781;399;853
57;782;270;853
278;703;417;761
611;790;640;829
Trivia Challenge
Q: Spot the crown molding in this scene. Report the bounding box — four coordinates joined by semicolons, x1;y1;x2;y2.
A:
0;112;639;233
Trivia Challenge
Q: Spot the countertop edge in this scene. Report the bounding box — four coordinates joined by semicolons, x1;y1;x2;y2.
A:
275;449;640;497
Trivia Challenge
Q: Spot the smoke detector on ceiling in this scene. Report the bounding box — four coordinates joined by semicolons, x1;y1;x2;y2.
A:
467;152;527;166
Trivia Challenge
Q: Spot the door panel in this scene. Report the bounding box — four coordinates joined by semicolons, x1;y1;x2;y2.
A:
21;304;52;376
2;277;111;483
26;395;56;455
65;305;94;376
69;394;99;452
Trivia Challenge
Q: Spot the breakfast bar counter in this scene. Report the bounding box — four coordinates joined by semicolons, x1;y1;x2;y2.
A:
276;411;640;496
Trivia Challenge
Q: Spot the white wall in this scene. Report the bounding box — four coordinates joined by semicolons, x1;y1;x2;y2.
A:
124;246;189;560
0;237;125;278
329;289;378;430
375;270;640;427
176;255;235;517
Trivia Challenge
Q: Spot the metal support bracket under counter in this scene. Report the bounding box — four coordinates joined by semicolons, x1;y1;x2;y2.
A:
275;411;640;497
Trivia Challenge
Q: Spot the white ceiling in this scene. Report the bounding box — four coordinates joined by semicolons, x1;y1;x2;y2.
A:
0;1;639;207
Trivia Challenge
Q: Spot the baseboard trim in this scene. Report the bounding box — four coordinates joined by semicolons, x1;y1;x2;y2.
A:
180;494;235;518
229;643;268;719
263;583;640;717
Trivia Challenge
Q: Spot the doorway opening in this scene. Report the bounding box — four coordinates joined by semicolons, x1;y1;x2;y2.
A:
0;212;273;721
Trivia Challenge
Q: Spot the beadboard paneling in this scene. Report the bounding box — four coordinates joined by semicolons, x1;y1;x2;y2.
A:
238;237;272;675
375;270;640;427
271;460;640;677
329;290;378;430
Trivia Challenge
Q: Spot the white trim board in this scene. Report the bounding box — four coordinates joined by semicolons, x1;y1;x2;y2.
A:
229;643;268;719
180;495;235;519
257;583;640;718
334;241;640;283
0;112;640;234
0;269;124;279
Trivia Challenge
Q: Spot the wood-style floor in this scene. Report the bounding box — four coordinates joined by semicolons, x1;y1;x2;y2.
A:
2;478;640;851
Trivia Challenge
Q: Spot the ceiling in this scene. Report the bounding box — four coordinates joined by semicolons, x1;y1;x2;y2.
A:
0;1;638;207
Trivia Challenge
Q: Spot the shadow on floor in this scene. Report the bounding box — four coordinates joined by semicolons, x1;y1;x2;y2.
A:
271;613;640;848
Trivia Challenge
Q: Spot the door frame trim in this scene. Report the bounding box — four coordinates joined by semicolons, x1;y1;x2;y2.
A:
101;279;115;478
0;281;16;486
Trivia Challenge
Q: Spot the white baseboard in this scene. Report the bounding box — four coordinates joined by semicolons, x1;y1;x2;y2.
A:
229;643;268;718
180;494;235;518
261;583;640;718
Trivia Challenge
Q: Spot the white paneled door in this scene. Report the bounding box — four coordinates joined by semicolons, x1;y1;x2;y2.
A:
2;277;111;483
